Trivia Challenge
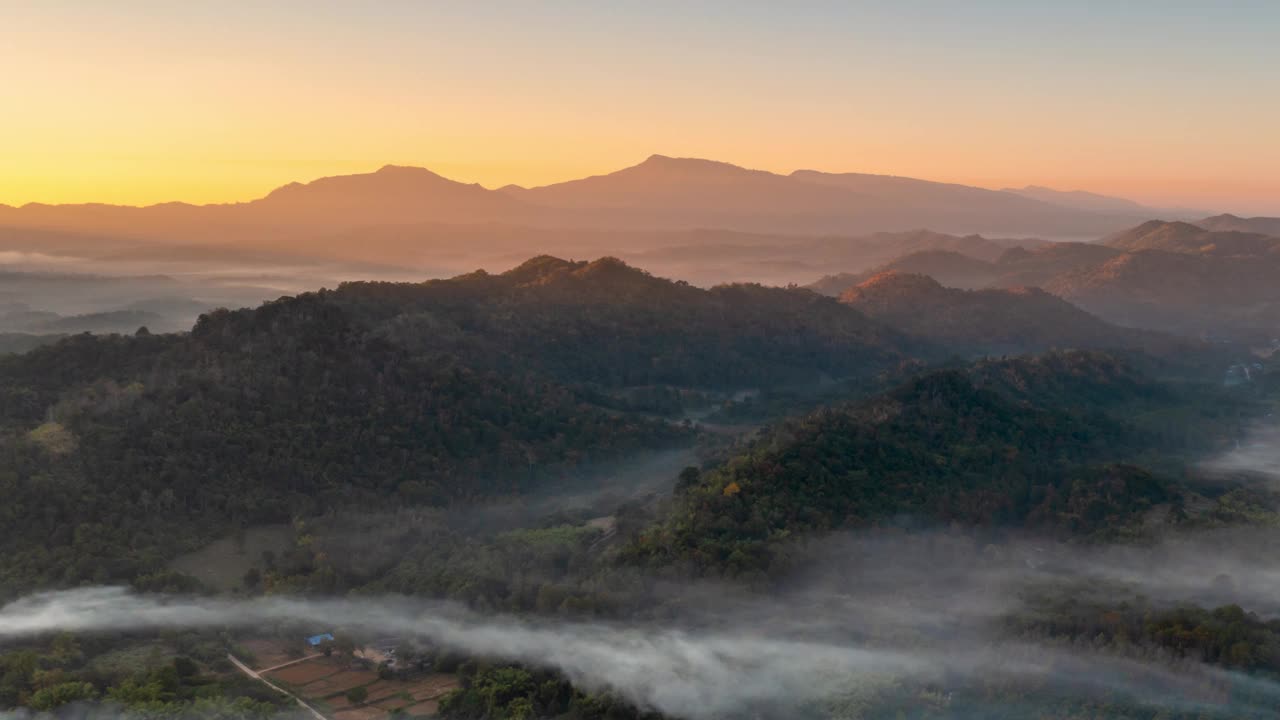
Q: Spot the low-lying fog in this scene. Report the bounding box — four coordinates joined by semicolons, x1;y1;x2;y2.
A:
5;522;1280;719
0;249;433;337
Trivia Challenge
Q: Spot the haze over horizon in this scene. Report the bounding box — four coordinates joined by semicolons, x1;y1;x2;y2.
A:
5;1;1279;215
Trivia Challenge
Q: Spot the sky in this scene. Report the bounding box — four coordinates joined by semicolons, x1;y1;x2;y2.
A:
2;1;1278;214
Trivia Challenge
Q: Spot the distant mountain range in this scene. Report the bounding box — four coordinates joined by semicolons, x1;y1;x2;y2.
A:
1002;185;1207;218
5;157;1278;343
1102;219;1280;256
0;156;1219;267
1191;213;1280;237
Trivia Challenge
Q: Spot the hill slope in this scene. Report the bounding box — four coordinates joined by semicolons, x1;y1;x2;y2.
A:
1047;249;1280;338
0;256;923;592
1195;213;1280;236
627;354;1190;575
838;271;1173;356
792;169;1132;235
807;220;1280;342
1103;220;1280;256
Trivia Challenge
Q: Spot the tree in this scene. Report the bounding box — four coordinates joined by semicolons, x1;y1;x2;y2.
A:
242;567;262;590
173;656;200;678
334;635;357;657
675;466;700;493
346;686;369;705
49;633;83;667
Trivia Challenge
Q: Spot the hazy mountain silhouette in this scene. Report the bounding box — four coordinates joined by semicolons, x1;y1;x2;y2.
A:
837;271;1182;356
808;242;1119;297
805;219;1280;342
0;156;1175;259
505;155;865;212
1195;213;1280;237
990;242;1123;287
1046;249;1280;339
1003;186;1206;219
247;165;529;226
1004;185;1149;213
1103;220;1280;256
500;155;889;234
0;165;533;249
791;170;1133;235
807;250;999;293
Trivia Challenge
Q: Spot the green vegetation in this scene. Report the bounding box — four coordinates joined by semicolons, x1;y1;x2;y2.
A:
438;663;656;720
0;257;925;595
0;634;287;718
627;352;1270;576
345;685;368;705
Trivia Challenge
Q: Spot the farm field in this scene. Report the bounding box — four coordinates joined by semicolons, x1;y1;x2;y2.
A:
239;638;305;671
243;645;458;720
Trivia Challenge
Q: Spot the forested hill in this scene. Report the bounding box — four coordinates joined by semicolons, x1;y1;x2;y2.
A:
0;329;680;594
311;255;916;388
625;351;1260;577
0;256;919;594
838;271;1181;357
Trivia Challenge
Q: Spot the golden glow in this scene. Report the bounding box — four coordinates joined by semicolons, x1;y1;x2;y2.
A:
3;3;1278;214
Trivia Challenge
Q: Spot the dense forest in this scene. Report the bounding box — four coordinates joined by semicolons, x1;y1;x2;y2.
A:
624;351;1265;577
0;257;939;595
1;258;1278;720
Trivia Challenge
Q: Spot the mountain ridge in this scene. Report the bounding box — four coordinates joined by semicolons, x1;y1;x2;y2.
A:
0;156;1187;244
837;270;1181;356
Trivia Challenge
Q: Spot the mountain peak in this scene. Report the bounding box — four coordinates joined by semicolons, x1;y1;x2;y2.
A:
502;255;580;283
500;255;661;291
840;271;946;303
265;163;513;201
372;164;446;178
1194;213;1280;237
629;154;755;175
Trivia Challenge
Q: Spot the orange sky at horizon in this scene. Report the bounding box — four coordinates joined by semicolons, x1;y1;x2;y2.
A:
3;2;1278;214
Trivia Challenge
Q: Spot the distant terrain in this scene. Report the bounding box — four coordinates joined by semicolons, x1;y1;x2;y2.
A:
0;157;1195;288
810;218;1280;344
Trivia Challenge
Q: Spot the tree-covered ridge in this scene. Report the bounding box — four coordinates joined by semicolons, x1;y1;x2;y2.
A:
624;352;1264;576
0;332;65;356
321;255;916;389
838;271;1195;358
0;309;684;596
0;256;918;596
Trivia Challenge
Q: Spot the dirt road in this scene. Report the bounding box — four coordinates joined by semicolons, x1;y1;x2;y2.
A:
227;652;328;720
